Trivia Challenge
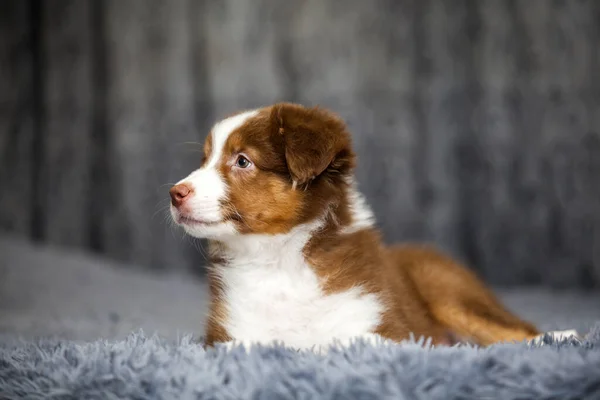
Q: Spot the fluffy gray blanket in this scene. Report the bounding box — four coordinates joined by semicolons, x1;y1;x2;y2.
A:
1;326;599;400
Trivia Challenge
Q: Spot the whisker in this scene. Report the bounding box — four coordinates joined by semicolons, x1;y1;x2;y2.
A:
188;236;199;251
163;211;175;226
155;197;171;206
172;141;206;154
152;207;167;221
190;238;209;263
153;198;172;216
172;141;204;148
180;141;204;147
169;220;178;240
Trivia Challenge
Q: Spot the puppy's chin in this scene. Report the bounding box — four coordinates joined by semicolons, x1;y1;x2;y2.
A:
170;208;237;239
180;220;238;240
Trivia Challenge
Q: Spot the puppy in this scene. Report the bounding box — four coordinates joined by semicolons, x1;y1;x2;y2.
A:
169;103;579;352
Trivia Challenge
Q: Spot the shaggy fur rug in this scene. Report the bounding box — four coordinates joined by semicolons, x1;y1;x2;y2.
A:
1;326;599;400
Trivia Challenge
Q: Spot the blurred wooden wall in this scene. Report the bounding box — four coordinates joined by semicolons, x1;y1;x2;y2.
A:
1;0;599;288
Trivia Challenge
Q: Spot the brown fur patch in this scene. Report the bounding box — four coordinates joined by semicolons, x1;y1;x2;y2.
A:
203;280;231;347
272;103;356;186
387;244;539;345
203;250;232;347
217;110;302;234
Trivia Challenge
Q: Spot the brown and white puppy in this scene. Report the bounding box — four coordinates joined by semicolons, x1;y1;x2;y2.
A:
169;103;579;352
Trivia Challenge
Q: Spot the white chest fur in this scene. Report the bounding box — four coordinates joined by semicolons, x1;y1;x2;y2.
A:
211;223;384;351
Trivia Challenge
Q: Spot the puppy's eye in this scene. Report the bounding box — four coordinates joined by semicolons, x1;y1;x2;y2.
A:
235;155;252;169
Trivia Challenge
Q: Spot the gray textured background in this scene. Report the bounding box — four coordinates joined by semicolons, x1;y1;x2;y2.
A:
1;0;599;288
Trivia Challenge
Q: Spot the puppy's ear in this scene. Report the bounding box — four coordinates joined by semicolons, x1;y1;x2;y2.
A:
270;103;354;187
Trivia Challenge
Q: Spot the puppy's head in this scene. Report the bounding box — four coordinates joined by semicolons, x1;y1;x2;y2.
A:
169;103;355;239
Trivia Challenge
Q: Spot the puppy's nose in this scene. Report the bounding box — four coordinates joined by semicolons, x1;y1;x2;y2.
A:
169;183;193;207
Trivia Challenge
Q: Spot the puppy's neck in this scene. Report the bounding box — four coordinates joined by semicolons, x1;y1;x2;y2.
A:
208;219;324;267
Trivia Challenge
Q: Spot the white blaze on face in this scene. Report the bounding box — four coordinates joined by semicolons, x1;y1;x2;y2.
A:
171;110;259;238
